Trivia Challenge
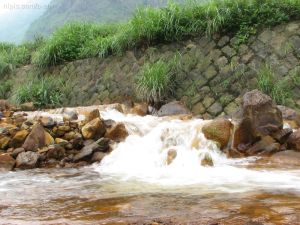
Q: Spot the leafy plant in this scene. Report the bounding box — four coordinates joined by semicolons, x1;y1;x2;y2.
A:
135;55;180;104
15;74;69;108
258;64;291;105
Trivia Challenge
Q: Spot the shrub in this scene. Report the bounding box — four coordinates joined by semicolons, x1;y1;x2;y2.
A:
135;55;180;104
15;74;69;108
258;65;291;105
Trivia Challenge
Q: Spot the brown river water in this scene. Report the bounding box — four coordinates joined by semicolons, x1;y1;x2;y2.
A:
1;109;300;225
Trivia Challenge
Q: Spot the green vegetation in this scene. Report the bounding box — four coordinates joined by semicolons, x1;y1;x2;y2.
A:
0;81;12;99
31;0;300;68
15;74;70;108
257;65;292;105
135;55;180;104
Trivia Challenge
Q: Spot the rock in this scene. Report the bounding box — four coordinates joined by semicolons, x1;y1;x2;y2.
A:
73;138;110;162
105;123;129;142
166;149;177;165
207;102;223;116
232;90;283;149
81;108;100;123
91;152;107;163
81;118;106;140
11;147;25;158
270;150;300;166
287;129;300;151
63;109;78;121
22;124;54;151
46;145;65;160
157;101;190;117
10;130;29;148
278;105;300;127
130;103;148;116
55;138;69;147
0;100;10;111
247;136;280;156
202;118;233;149
242;90;283;137
16;151;39;169
201;153;214;167
40;117;55;127
0;136;10;149
272;128;293;144
0;153;15;171
20;102;35;111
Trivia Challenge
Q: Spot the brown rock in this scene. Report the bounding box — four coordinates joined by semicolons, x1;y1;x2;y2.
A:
242;90;283;137
157;101;190;117
167;149;177;165
287;129;300;151
63;109;78;121
130;103;148;116
0;153;15;171
278;105;300;127
10;130;29;148
270;150;300;166
22;124;54;151
105;123;129;142
201;153;214;167
55;138;69;147
232;119;256;149
20;102;35;111
16;151;39;169
81;118;106;140
81;108;100;123
40;117;55;127
46;145;65;160
272;128;293;144
247;136;280;156
202;118;233;149
0;136;10;149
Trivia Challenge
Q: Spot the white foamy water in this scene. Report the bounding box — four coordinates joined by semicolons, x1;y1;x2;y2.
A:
95;110;300;193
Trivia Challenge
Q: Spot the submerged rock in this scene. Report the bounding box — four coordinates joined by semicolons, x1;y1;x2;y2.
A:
166;149;177;165
157;101;190;117
16;151;39;169
105;123;129;142
271;150;300;166
200;153;214;167
202;118;233;149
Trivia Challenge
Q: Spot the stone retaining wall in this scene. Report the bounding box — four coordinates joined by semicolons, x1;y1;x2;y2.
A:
12;21;300;118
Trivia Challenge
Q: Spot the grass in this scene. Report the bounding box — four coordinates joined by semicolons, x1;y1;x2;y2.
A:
257;64;291;105
135;55;180;105
0;80;12;99
30;0;300;68
14;73;70;108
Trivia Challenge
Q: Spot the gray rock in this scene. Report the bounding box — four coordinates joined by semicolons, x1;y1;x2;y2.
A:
207;102;223;116
16;151;39;169
157;101;190;117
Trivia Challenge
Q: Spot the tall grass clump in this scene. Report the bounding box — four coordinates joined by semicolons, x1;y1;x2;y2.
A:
15;74;70;108
32;22;118;67
135;55;180;105
258;65;291;105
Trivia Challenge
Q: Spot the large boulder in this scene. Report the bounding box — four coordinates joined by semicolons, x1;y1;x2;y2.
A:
73;138;110;162
81;118;106;140
202;118;233;149
0;153;15;171
233;90;283;148
16;151;39;169
287;129;300;151
105;123;129;142
157;101;190;117
22;124;54;151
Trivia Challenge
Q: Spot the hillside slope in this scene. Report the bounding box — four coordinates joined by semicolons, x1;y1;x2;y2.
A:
24;0;180;41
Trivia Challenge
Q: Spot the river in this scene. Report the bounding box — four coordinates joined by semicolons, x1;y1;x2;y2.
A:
1;109;300;224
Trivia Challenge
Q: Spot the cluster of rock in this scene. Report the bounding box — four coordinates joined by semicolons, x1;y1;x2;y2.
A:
202;90;300;159
0;101;133;172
